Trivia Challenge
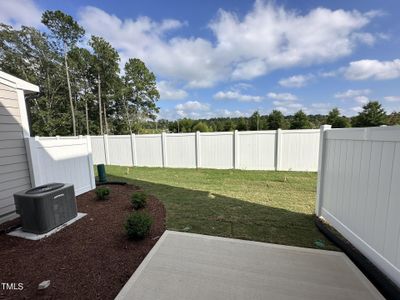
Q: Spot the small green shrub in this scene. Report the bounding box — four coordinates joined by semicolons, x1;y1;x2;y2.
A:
130;192;147;209
124;212;153;239
95;186;110;200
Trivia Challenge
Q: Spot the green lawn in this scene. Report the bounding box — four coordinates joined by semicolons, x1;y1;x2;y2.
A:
106;166;337;250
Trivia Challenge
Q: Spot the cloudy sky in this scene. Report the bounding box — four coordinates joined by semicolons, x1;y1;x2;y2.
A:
1;0;400;119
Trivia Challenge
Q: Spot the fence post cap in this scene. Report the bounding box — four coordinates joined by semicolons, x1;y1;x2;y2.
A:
320;124;332;130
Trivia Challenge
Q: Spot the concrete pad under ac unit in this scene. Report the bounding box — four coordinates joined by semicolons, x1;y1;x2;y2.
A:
7;213;87;240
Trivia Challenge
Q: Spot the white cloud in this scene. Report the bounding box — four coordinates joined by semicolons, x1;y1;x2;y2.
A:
344;59;400;80
175;101;210;117
279;74;313;88
384;96;400;102
157;81;187;100
319;70;338;78
214;90;263;102
232;82;253;90
353;95;370;104
267;92;297;101
309;102;333;114
268;91;302;114
334;89;371;104
351;106;363;113
210;2;377;80
158;102;249;120
351;32;375;45
0;0;42;27
212;109;250;118
79;2;379;87
334;89;371;98
274;103;304;114
176;100;209;111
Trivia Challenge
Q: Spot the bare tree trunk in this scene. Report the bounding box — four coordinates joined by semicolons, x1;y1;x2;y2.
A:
97;74;103;135
103;102;109;134
64;52;76;136
124;96;132;134
85;99;89;135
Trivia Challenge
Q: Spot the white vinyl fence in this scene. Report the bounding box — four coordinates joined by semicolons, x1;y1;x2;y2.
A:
316;126;400;287
90;129;321;171
25;135;96;196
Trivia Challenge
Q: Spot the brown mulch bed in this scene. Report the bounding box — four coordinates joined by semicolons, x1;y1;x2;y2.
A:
0;184;166;300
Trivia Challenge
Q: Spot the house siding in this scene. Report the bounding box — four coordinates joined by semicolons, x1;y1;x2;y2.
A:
0;82;31;222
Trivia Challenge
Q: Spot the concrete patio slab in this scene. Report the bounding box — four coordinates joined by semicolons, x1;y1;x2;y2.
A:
116;231;383;300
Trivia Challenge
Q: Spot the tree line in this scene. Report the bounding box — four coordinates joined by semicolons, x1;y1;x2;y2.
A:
153;102;400;133
0;10;159;136
1;11;399;136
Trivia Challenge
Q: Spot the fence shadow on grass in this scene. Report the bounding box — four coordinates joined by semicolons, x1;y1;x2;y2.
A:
104;173;337;251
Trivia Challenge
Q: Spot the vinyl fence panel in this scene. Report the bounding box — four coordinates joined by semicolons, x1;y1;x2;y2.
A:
90;129;323;171
237;131;276;170
165;133;197;168
199;132;234;169
25;136;95;196
108;135;133;166
135;134;163;167
279;129;320;171
317;126;400;287
91;135;106;164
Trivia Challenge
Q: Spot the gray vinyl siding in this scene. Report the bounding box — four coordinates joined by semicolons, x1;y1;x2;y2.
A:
0;82;31;220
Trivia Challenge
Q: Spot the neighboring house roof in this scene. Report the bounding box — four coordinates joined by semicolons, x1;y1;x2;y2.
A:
0;71;39;94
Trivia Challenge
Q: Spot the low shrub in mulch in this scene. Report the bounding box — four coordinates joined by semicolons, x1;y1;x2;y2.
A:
0;184;166;300
130;191;147;209
95;186;110;200
125;211;153;239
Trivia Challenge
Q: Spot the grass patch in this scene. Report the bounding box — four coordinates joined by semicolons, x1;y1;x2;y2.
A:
105;166;337;250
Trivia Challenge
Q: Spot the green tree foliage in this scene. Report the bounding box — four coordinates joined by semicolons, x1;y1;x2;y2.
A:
0;25;73;135
290;110;312;129
67;47;97;135
236;117;248;131
89;36;121;134
352;101;388;127
223;119;235;131
326;108;350;128
193;121;210;132
267;110;288;129
249;111;266;130
123;58;160;133
42;10;85;136
387;112;400;126
0;20;160;136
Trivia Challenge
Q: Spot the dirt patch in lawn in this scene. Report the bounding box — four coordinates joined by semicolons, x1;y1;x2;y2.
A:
0;184;166;300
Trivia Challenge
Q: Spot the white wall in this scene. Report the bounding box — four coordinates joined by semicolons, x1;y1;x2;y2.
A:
90;129;321;171
25;136;96;196
317;126;400;287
